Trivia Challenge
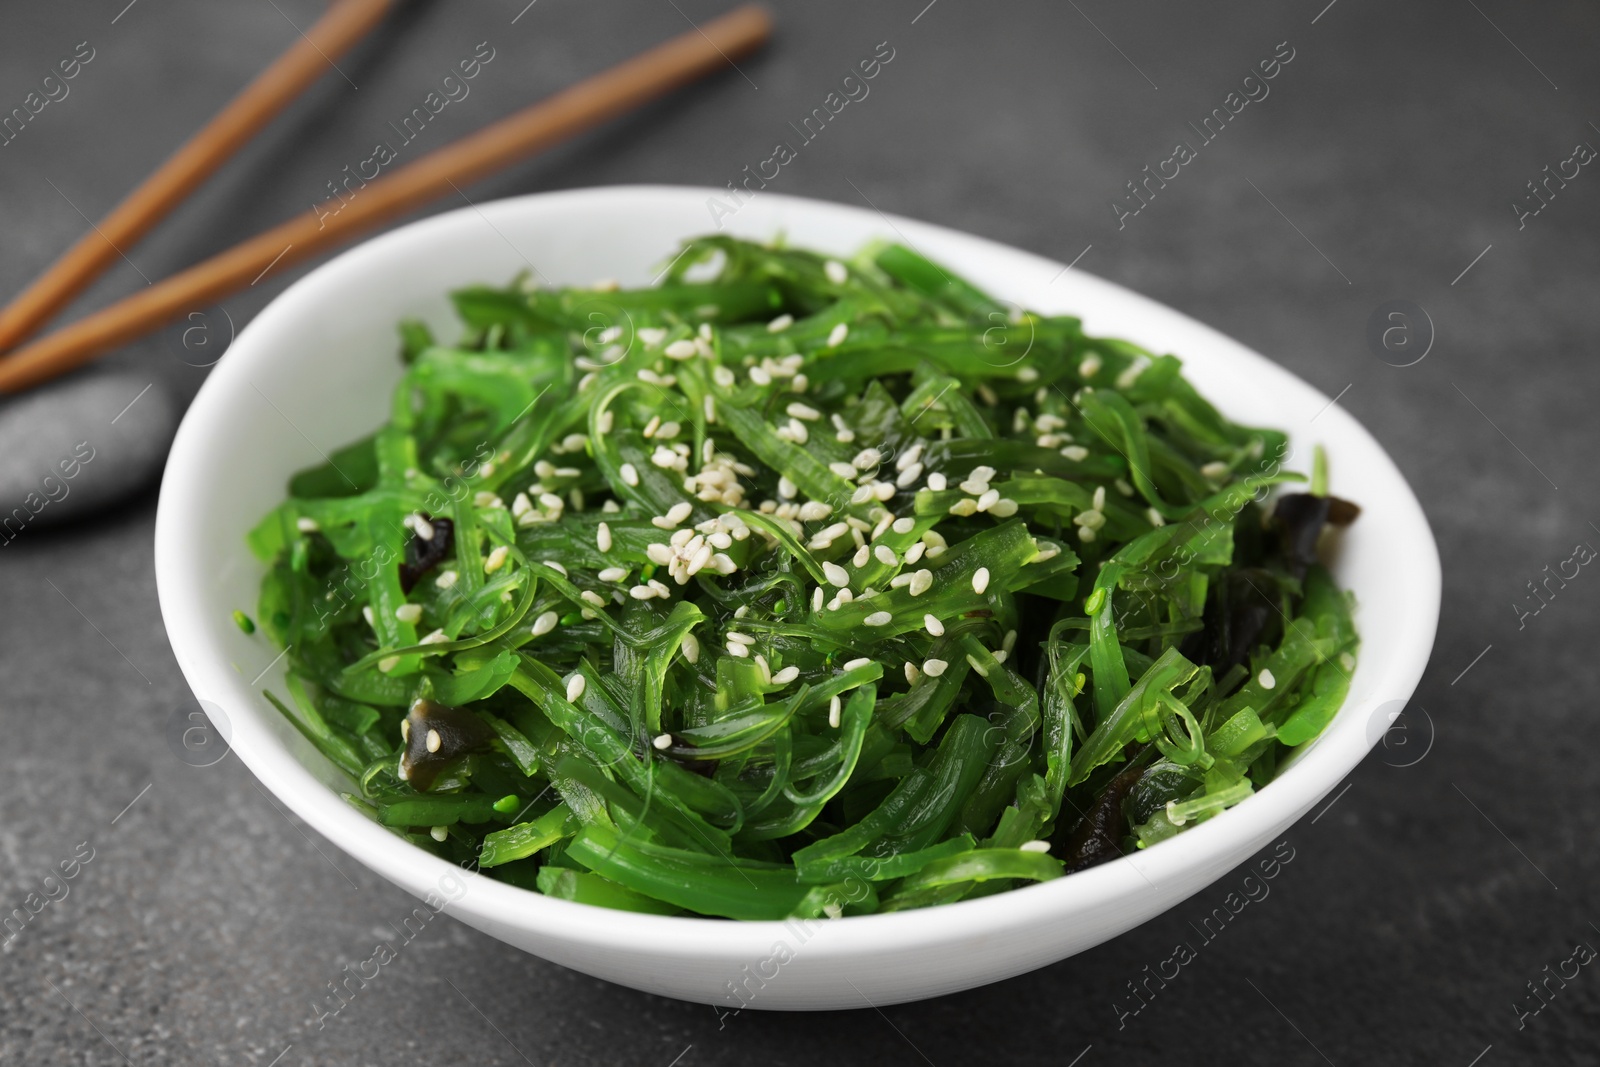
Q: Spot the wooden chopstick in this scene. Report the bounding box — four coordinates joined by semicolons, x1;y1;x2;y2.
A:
0;4;772;395
0;0;395;354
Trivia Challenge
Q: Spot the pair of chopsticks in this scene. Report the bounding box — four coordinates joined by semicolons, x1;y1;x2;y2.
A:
0;1;771;394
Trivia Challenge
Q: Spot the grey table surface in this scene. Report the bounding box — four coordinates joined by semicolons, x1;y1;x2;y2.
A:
3;1;1598;1063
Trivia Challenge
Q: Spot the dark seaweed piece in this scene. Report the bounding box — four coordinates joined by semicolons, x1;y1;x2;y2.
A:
401;698;495;790
1058;761;1147;874
1271;493;1329;582
398;515;454;593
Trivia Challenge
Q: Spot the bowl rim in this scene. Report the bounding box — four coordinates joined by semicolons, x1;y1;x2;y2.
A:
155;183;1441;963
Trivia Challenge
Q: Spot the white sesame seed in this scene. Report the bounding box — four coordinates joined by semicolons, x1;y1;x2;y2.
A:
767;314;794;333
424;728;442;754
434;569;458;590
843;657;871;671
726;631;756;646
864;611;893;626
296;516;319;533
977;488;1001;512
1201;461;1230;480
1146;508;1166;527
874;544;898;566
531;611;558;637
598;566;628;582
949;499;979;517
812;587;825;612
853;448;882;470
652;733;674;751
712;365;737;387
620;463;639;487
909;569;933;597
1339;652;1356;672
566;675;587;702
829;461;858;480
643;415;662;438
682;633;700;664
1061;445;1090;462
924;614;945;637
772;665;800;685
927;471;948;491
749;366;772;386
1258;668;1276;690
1080;353;1102;378
825;260;849;285
823;561;850;587
1019;839;1051;853
904;662;921;685
485;545;510;573
972;568;990;594
1018;366;1040;383
826;322;849;347
413;516;434;542
430;826;448;842
990;498;1019;518
665;339;698;359
648;579;671;597
786;402;821;422
726;640;750;658
778;476;797;500
580;590;608;609
923;658;948;678
798;501;833;521
419;629;448;645
362;606;375;627
594;522;613;554
395;603;422;624
378;655;401;673
828;694;843;728
889;517;914;535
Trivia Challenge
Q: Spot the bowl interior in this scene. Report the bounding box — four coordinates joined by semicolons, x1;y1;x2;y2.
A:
155;185;1439;1007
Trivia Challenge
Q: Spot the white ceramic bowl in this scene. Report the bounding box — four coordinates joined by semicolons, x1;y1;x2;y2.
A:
155;186;1440;1010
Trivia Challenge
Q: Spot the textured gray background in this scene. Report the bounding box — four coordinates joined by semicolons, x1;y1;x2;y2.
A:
3;0;1598;1063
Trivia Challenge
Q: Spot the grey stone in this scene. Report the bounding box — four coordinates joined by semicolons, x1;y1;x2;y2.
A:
0;370;173;532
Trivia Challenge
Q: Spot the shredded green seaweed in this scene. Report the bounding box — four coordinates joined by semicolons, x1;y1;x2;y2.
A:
246;235;1358;918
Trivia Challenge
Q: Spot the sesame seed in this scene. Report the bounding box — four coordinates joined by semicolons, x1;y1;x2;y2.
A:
976;488;1000;512
682;633;700;663
864;611;893;626
909;569;933;597
843;657;871;671
972;568;990;594
665;339;698;359
620;463;639;487
430;826;448;842
927;472;948;491
812;587;825;612
296;516;319;533
425;728;442;753
434;569;458;590
1258;668;1276;690
825;260;849;284
749;366;772;386
798;501;833;522
1339;652;1356;672
990;498;1019;517
1019;840;1051;853
712;366;736;387
949;499;978;517
1018;366;1040;382
767;314;794;333
580;590;607;609
726;640;750;658
566;675;587;702
772;665;800;685
874;544;898;566
895;463;923;488
419;629;448;645
598;566;628;582
395;604;422;624
642;415;662;438
362;606;376;627
595;522;613;553
890;517;915;535
485;545;510;573
827;322;849;347
778;476;797;499
647;579;671;597
923;658;948;678
726;631;756;646
1092;486;1107;511
652;733;674;750
786;402;821;421
379;655;400;673
1201;461;1230;480
1061;445;1090;462
828;694;843;727
853;448;882;470
823;561;850;587
531;611;558;637
967;653;990;677
1079;526;1097;542
904;662;921;685
1146;508;1166;527
904;541;927;564
413;516;434;541
924;614;945;637
1080;353;1102;378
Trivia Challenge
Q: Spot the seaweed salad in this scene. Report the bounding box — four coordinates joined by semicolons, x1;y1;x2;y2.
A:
245;236;1358;919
